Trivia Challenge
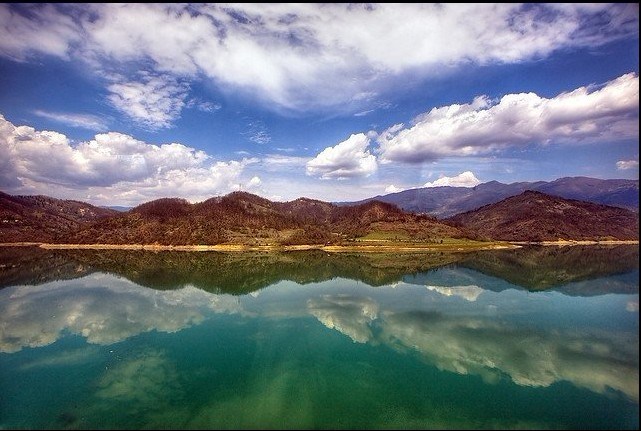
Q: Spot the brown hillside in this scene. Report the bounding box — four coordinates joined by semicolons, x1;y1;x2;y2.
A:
448;190;639;242
68;192;465;245
0;191;118;242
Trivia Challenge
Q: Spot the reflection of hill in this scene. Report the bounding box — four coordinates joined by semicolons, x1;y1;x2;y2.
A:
69;250;466;294
2;245;638;295
0;248;464;294
459;245;639;293
0;246;94;288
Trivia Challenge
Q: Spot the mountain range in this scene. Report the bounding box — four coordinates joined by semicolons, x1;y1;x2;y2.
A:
0;176;638;245
343;176;639;218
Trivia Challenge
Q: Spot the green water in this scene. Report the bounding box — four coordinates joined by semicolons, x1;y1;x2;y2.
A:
0;245;638;429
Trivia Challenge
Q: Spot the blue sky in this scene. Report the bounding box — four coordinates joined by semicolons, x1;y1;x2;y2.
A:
0;3;638;206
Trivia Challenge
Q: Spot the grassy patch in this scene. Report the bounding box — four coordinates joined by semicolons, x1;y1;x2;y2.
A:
358;231;410;241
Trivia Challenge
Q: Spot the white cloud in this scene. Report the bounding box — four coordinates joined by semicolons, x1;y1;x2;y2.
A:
32;110;109;131
249;131;271;145
262;155;310;167
306;133;377;179
246;176;261;188
106;74;189;130
0;4;80;60
0;114;255;206
378;73;639;163
243;120;271;145
423;171;481;188
617;160;639;170
186;98;221;113
0;4;637;113
385;185;401;193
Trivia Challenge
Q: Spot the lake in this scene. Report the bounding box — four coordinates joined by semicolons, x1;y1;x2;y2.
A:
0;245;638;429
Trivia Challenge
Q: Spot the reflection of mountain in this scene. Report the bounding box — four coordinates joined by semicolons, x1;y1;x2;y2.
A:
0;248;464;293
0;246;94;288
459;245;639;293
2;245;639;295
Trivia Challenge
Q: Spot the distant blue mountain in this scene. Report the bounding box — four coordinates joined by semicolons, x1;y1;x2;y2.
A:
103;205;132;212
340;177;639;218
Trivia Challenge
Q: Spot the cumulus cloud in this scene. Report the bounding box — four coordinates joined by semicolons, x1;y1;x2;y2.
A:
0;4;637;114
378;73;639;163
106;74;189;130
0;114;255;205
423;171;481;188
32;110;109;131
617;160;639;170
385;185;401;193
306;133;377;179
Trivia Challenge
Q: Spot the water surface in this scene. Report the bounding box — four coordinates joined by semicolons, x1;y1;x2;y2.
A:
0;245;638;429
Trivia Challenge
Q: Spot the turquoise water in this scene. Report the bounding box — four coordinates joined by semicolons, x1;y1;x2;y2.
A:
0;246;638;429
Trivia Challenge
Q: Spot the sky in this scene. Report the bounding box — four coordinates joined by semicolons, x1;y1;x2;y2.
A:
0;3;639;206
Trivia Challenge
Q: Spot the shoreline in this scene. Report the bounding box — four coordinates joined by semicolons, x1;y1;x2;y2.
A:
0;240;637;252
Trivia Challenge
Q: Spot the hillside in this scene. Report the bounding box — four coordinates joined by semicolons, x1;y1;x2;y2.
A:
0;191;118;242
343;177;639;217
448;190;639;242
2;187;639;246
68;191;466;246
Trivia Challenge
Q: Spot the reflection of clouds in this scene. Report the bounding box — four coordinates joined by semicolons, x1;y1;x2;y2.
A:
380;311;639;401
0;275;242;352
307;294;378;343
426;285;484;302
20;346;101;370
94;349;182;416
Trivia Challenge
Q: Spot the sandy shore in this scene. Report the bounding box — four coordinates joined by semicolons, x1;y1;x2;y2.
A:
0;241;520;253
511;240;639;246
0;240;636;252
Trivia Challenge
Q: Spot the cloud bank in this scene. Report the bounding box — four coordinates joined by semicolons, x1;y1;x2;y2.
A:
0;114;259;205
378;73;639;163
0;3;637;118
